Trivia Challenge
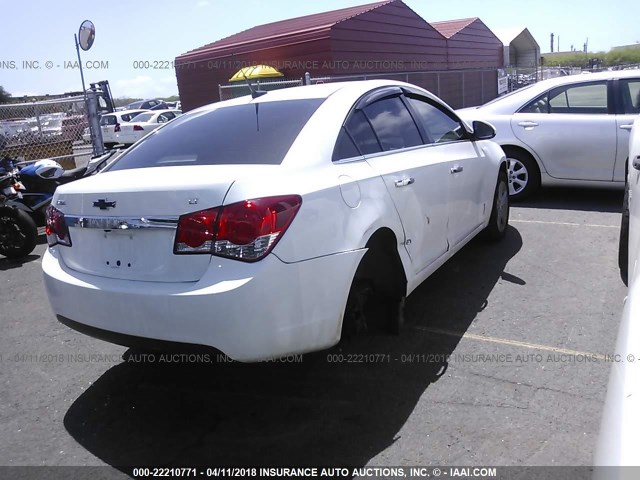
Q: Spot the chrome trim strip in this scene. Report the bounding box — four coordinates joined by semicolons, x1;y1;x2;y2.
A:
65;215;179;230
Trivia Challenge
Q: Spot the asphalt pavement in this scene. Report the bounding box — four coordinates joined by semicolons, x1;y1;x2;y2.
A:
0;186;627;475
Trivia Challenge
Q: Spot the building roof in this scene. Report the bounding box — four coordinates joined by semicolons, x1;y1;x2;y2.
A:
494;27;539;51
430;17;478;39
179;0;394;59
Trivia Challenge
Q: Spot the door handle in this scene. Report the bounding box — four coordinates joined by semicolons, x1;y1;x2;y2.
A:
633;156;640;171
517;121;539;128
450;166;464;174
395;177;415;187
620;124;633;131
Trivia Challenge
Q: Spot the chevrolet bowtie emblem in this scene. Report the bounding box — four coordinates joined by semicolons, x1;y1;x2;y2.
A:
93;199;117;210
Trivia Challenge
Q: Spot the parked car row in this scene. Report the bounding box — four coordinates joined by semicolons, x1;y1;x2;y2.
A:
1;112;89;145
83;107;182;149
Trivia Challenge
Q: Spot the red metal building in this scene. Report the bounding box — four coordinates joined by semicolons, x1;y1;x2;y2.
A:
175;0;502;110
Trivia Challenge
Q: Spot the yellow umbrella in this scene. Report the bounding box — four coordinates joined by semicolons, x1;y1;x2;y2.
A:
229;65;284;82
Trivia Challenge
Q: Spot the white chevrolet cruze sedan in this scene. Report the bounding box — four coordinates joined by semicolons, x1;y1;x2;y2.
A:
43;80;509;362
458;70;640;199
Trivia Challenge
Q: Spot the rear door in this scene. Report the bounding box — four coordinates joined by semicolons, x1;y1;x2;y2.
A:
614;77;640;181
343;89;450;274
511;80;617;181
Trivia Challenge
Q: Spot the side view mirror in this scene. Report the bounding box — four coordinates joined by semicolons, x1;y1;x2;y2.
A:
472;120;496;140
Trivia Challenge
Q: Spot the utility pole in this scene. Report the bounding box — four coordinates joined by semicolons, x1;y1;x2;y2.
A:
550;33;554;52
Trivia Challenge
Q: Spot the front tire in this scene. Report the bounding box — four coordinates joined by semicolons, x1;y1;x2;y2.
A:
0;207;38;259
503;147;541;200
484;170;510;241
619;182;630;286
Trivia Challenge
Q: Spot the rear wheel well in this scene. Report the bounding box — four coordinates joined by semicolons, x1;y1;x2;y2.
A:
355;228;407;300
341;228;407;339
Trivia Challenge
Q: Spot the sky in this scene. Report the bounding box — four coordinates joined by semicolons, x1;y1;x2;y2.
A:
1;0;638;99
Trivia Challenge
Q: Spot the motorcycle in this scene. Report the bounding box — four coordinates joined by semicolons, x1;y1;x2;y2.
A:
0;167;37;258
0;149;119;259
0;150;119;227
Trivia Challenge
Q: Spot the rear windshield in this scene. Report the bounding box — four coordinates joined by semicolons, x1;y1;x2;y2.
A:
109;99;324;170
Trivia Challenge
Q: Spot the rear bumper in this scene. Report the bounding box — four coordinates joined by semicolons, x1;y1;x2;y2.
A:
42;248;364;362
114;132;142;145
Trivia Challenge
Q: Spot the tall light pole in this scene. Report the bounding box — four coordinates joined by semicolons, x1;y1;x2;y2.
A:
74;21;102;156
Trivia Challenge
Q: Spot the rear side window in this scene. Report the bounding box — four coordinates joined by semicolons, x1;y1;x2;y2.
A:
363;97;422;151
621;79;640;114
109;99;324;170
121;113;140;122
131;113;154;123
345;110;381;155
100;115;116;126
333;127;361;160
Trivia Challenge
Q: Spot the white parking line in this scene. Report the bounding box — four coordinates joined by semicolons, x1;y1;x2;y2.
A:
411;325;606;360
511;219;618;229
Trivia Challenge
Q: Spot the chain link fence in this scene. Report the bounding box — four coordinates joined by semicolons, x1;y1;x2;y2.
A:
0;96;93;169
219;78;304;101
219;68;499;109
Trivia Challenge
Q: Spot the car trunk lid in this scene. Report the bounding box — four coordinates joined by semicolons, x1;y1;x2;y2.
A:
53;165;261;282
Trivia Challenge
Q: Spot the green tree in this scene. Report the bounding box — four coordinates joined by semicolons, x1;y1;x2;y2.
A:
0;85;11;103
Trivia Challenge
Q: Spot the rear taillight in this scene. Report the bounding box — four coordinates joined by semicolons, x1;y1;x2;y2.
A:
133;125;144;131
173;195;302;262
45;206;71;247
174;207;219;254
114;123;121;132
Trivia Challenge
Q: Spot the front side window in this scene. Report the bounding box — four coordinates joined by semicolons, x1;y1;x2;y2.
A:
109;99;324;170
521;81;608;114
406;96;466;143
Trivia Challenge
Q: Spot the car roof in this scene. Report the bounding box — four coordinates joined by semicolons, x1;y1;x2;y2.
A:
115;109;147;115
474;69;640;113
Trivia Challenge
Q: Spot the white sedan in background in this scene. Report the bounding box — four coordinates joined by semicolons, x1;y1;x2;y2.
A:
458;69;640;199
42;80;508;362
115;109;182;146
595;117;640;474
82;109;148;147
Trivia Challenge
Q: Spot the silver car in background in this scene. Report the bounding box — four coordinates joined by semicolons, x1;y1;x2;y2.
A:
458;70;640;199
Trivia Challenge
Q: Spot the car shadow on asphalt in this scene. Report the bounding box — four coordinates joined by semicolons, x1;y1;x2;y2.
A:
513;187;623;213
0;254;40;270
62;226;523;473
